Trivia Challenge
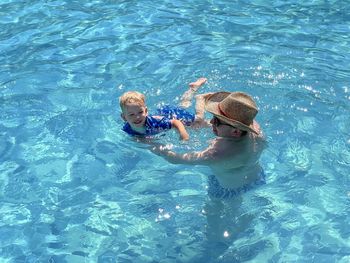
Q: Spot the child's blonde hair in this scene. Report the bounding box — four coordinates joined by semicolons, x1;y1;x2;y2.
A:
119;91;146;110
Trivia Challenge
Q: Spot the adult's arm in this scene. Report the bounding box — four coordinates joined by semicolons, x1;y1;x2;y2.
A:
151;143;218;165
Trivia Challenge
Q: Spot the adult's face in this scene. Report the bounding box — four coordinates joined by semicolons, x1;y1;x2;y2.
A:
210;116;245;138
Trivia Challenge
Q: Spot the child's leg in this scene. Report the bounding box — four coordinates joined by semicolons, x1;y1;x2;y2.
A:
179;77;207;108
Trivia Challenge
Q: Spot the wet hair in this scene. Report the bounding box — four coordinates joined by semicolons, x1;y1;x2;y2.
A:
119;91;145;110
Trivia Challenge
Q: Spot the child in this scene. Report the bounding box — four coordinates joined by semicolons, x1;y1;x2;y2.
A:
119;78;208;140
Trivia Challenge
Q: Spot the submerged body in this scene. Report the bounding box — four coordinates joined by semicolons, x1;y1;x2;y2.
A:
157;122;266;194
207;125;265;189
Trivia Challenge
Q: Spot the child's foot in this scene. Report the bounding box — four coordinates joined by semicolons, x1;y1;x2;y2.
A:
189;77;207;91
179;78;207;108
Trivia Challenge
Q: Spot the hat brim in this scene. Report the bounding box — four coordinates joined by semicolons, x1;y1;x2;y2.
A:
204;92;259;135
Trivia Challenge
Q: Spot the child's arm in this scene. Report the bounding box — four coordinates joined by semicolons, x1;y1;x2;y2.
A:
171;119;190;141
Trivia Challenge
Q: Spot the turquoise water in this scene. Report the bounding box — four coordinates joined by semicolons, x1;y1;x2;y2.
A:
1;0;350;262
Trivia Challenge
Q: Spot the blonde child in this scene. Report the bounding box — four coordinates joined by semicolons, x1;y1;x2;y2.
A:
119;78;208;140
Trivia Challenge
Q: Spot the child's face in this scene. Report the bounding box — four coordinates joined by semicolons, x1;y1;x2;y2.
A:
122;103;148;128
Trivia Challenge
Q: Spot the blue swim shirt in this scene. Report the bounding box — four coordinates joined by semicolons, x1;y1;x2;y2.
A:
122;106;195;137
122;115;172;136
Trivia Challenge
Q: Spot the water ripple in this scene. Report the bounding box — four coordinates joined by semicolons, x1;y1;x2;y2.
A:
1;0;350;262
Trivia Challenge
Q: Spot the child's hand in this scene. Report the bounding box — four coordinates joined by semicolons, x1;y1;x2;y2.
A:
181;133;190;141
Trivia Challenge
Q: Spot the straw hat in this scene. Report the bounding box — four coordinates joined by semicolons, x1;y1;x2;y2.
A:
204;91;259;134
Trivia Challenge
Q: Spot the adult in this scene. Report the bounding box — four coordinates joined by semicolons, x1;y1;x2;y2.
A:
152;91;266;199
